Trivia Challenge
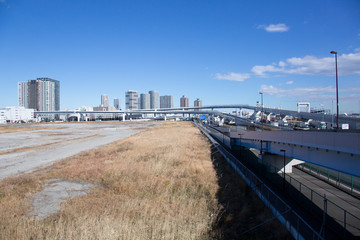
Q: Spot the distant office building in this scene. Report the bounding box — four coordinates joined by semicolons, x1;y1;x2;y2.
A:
160;95;173;109
114;98;121;110
0;106;34;123
194;98;202;107
18;77;60;111
101;94;110;107
93;106;116;111
180;95;189;107
140;93;150;109
149;90;159;109
125;90;138;110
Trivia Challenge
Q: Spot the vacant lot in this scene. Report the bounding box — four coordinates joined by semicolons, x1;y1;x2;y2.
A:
0;121;291;239
0;121;158;180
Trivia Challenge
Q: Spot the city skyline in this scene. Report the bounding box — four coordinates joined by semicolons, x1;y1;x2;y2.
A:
1;1;360;113
85;88;202;110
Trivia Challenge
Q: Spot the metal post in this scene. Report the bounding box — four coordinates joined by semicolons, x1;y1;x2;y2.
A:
330;51;339;130
296;217;300;240
259;92;263;130
280;149;286;191
321;194;327;238
327;169;329;182
344;210;347;239
238;133;244;159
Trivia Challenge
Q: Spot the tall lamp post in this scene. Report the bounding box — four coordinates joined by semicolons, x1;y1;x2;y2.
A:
259;92;263;130
330;51;339;130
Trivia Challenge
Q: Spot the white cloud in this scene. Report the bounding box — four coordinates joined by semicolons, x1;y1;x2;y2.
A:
258;23;289;32
251;52;360;76
286;81;294;85
278;61;287;67
251;64;283;77
215;72;250;82
260;85;334;97
260;85;360;103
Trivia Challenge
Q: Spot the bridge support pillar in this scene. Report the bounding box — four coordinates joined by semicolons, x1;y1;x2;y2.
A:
259;153;304;174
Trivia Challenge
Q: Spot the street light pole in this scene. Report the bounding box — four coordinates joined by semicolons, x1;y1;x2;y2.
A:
330;51;339;130
259;92;263;130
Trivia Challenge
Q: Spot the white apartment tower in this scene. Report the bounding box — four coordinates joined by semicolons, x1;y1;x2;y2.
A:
18;82;28;108
125;90;138;110
149;90;159;109
101;94;110;107
140;93;150;109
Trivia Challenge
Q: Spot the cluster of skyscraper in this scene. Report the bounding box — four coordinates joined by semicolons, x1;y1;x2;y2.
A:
101;91;202;111
124;90;164;110
123;90;202;110
18;78;60;111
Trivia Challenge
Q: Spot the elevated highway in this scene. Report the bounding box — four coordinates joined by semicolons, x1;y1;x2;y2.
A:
155;104;360;129
35;104;360;129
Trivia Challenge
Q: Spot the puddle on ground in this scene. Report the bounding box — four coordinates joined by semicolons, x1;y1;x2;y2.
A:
30;179;94;220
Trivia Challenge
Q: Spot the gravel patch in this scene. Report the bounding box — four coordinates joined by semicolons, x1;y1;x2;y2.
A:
29;179;94;220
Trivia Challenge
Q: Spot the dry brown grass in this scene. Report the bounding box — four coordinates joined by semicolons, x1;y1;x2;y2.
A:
0;122;220;239
0;121;292;240
0;124;64;134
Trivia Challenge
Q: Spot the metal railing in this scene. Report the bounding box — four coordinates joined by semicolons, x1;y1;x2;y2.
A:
297;163;360;196
195;122;324;240
263;162;360;238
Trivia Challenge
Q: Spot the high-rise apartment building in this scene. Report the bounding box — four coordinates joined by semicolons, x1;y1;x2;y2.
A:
140;93;150;109
114;98;121;110
18;78;60;111
125;90;138;110
180;95;189;107
160;95;173;109
194;98;202;107
18;82;28;108
149;90;159;109
101;94;110;107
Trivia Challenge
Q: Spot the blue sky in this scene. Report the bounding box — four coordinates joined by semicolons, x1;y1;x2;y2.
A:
1;0;360;112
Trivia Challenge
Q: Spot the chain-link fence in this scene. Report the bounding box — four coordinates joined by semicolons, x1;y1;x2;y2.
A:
262;160;360;238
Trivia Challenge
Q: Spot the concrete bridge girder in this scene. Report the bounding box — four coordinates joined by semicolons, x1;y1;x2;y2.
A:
259;153;304;174
232;137;360;178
